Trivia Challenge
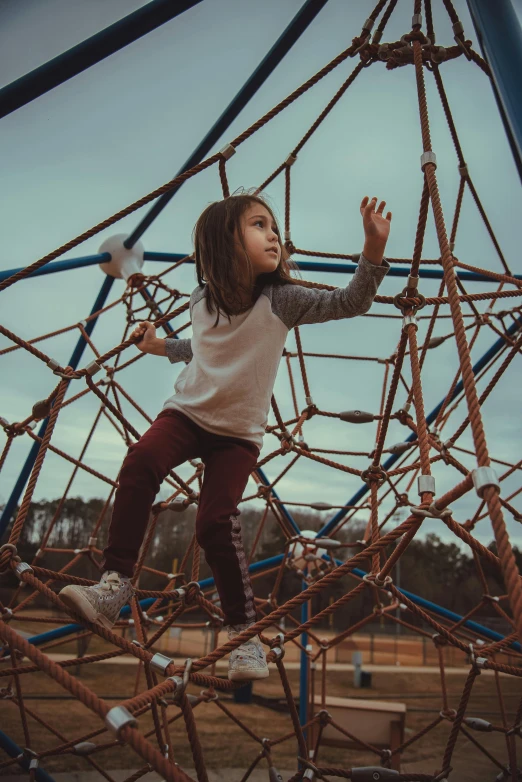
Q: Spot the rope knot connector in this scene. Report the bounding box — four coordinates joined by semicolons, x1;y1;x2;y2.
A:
0;543;18;571
393;287;426;315
361;466;387;486
363;573;393;589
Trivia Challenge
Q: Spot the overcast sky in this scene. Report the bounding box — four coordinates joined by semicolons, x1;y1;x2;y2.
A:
1;0;521;554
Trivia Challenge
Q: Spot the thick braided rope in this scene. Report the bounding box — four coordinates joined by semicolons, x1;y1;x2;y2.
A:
412;37;522;645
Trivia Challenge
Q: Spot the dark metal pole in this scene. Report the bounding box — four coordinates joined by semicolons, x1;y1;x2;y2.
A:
0;0;203;120
124;0;330;249
0;732;56;782
2;253;522;283
0;277;114;539
466;0;522;183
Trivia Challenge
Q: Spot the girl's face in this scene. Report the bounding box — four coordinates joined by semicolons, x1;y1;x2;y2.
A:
235;203;281;280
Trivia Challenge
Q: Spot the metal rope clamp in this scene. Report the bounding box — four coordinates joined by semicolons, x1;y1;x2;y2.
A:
402;314;417;331
316;708;330;727
453;21;472;61
46;358;75;380
471;467;500;498
218;143;236;160
352;23;373;56
297;757;321;781
105;705;138;739
150;652;174;676
13;561;33;580
167;658;192;705
270;632;286;662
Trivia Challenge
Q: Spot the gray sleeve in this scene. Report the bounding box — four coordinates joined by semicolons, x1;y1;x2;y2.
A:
164;286;200;364
164;337;193;364
271;253;390;330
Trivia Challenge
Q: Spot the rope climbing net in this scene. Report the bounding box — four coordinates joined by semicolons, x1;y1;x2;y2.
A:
1;1;522;780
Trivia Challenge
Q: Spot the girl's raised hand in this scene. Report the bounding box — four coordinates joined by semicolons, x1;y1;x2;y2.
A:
360;196;392;246
131;321;157;353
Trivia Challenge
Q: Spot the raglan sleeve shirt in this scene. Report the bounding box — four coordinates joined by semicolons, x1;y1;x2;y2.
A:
161;253;389;450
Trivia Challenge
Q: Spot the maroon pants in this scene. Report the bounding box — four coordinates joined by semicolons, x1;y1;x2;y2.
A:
102;409;260;626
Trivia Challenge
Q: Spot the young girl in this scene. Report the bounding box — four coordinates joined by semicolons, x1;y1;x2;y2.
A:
60;191;391;681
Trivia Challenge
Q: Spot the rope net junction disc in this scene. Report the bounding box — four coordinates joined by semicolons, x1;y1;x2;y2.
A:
1;1;522;780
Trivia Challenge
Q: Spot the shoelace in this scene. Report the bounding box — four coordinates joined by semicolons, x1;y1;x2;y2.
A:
95;573;123;594
232;639;264;661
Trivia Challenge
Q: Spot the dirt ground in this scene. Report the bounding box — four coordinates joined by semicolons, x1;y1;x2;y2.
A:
1;618;520;780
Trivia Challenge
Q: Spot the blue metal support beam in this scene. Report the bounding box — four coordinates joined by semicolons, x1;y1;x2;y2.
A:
0;277;115;539
466;0;522;183
2;253;521;284
0;731;55;782
18;554;520;653
124;0;331;248
0;0;203;120
318;312;522;539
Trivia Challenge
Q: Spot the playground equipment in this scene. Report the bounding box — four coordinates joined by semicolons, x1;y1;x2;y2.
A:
1;0;522;779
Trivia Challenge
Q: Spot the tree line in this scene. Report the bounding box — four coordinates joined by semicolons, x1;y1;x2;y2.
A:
1;497;518;635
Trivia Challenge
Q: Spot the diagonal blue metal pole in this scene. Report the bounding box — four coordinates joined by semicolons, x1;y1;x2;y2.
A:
0;0;203;120
317;312;522;538
466;0;522;183
0;731;55;781
0;277;114;539
124;0;331;248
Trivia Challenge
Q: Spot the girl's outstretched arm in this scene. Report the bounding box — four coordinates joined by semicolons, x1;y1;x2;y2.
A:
270;195;391;328
270;253;390;330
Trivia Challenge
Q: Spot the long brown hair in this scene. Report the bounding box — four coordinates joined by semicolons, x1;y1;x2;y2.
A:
192;189;301;327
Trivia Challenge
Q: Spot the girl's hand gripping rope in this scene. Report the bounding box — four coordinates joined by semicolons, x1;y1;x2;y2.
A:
131;321;166;356
360;195;392;265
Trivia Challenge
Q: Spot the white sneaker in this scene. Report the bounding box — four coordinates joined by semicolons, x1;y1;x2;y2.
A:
59;571;134;630
227;622;269;682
